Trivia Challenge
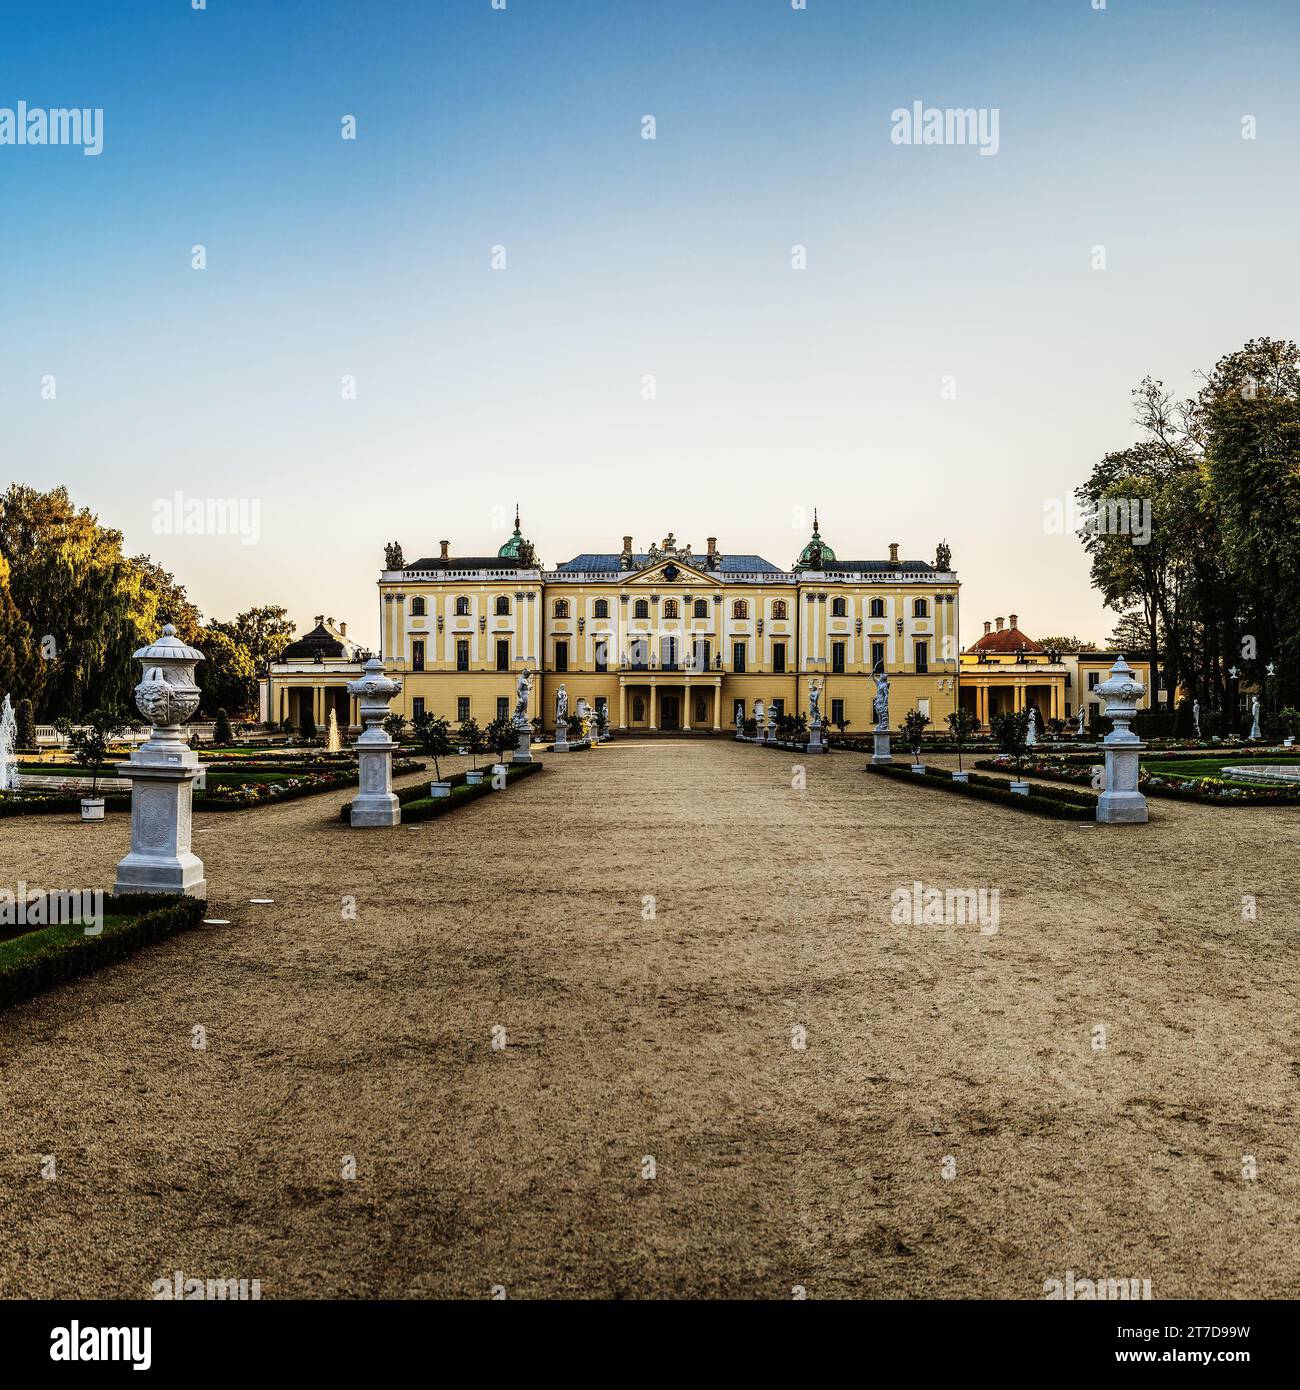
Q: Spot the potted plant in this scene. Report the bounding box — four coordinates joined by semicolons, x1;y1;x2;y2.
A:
594;704;610;741
902;708;930;773
1279;706;1300;748
566;712;585;744
990;709;1032;793
460;716;485;783
56;706;128;821
485;717;516;776
946;707;977;782
412;710;453;796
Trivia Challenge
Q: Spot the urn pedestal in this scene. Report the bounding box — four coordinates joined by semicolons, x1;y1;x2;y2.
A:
807;721;827;754
1095;657;1149;825
347;657;403;827
872;729;893;765
554;727;570;752
114;625;207;898
513;725;534;763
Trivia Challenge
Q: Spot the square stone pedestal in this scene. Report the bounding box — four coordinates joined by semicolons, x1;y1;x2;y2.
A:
1097;742;1148;823
513;726;534;763
872;729;893;765
113;749;206;897
350;738;400;827
807;722;828;754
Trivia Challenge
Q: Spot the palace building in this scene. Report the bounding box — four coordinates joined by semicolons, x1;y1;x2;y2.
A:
267;512;961;735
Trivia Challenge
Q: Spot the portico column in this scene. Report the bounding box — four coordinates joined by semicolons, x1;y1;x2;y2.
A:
649;682;658;731
313;686;324;724
683;683;692;731
619;684;627;730
977;684;988;725
712;682;721;731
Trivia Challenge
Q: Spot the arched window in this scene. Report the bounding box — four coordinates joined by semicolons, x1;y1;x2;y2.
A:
455;596;470;616
693;599;708;618
410;597;426;617
663;599;679;619
831;597;846;617
594;598;609;619
553;599;569;618
495;595;510;615
772;600;788;621
913;598;929;618
732;600;748;620
870;598;885;618
634;598;650;619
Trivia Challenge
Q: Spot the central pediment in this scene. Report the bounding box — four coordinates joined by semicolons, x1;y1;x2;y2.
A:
628;559;717;586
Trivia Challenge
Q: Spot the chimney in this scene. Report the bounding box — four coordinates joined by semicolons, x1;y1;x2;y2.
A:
314;614;325;626
439;540;450;561
983;620;991;635
1009;613;1018;630
339;622;347;637
707;536;717;559
995;617;1005;631
888;542;899;564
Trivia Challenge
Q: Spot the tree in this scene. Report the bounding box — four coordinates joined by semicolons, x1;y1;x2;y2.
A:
56;706;128;796
484;717;516;765
945;707;977;772
459;715;484;770
208;606;296;676
383;713;407;743
300;706;318;741
197;627;256;716
213;708;234;745
412;710;452;781
990;709;1031;782
1036;635;1098;654
901;708;930;765
15;698;37;749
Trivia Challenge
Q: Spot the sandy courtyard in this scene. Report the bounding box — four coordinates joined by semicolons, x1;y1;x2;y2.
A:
1;738;1297;1300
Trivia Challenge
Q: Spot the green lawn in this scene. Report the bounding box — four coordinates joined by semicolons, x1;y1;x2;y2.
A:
1144;754;1300;790
0;915;128;968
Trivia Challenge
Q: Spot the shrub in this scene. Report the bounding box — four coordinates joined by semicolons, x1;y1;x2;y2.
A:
868;763;1094;820
483;717;516;763
990;709;1031;780
902;708;931;764
15;699;36;749
213;708;234;744
55;706;130;795
459;716;484;769
383;713;407;743
946;707;977;772
411;711;453;781
300;707;317;741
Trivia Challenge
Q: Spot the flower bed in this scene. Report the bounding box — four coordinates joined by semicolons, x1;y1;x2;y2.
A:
341;760;543;824
974;754;1300;805
0;893;207;1012
867;762;1096;820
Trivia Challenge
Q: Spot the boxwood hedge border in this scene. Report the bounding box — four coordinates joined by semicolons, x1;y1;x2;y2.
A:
867;763;1097;820
341;760;544;823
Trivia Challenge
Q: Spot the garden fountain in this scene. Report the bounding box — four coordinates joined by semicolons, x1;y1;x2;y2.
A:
0;693;17;792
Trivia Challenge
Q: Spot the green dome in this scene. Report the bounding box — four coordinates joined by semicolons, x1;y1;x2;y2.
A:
796;510;836;568
498;505;528;559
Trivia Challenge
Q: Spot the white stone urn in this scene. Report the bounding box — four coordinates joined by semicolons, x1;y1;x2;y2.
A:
1095;656;1148;824
346;657;403;827
114;625;207;897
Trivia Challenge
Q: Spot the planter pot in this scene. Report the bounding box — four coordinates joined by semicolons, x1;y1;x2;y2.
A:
910;763;926;775
951;770;969;783
466;771;484;785
1008;781;1030;795
429;781;452;799
1286;738;1295;748
80;796;106;821
491;763;509;777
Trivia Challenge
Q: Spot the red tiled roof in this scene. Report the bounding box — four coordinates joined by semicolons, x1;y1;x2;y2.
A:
969;626;1046;655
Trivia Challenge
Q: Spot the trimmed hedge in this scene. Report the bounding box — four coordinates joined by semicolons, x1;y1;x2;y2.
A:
975;755;1300;806
341;760;544;823
867;763;1096;820
0;893;207;1012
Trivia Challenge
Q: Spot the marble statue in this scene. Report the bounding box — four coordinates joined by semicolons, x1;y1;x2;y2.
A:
513;666;532;728
1026;707;1038;746
873;671;891;730
384;541;404;570
808;678;822;725
753;699;764;727
1250;695;1262;740
0;693;16;792
1192;700;1201;739
1076;705;1086;737
555;684;568;727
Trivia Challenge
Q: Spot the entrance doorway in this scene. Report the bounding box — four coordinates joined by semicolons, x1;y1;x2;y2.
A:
660;694;680;731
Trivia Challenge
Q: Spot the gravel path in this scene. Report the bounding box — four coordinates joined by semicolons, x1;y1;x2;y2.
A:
1;739;1297;1299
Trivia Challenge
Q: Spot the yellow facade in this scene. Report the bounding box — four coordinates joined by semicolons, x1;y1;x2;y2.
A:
373;524;961;734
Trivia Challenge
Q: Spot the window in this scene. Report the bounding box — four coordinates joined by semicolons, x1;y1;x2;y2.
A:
555;640;568;672
870;598;885;618
914;640;928;673
455;596;470;616
913;598;929;618
412;639;425;672
595;640;608;673
773;642;787;674
594;598;609;619
1087;671;1100;689
831;698;845;726
772;699;784;718
660;636;679;669
733;699;745;726
633;696;645;722
832;641;846;674
831;597;846;617
456;639;469;671
496;696;509;722
496;639;510;672
693;599;708;618
630;637;649;669
412;697;425;720
772;600;788;620
732;642;747;673
457;697;470;722
634;598;649;619
871;641;885;672
663;599;679;619
553;599;570;618
495;595;510;615
411;596;426;617
917;697;930;719
732;600;748;619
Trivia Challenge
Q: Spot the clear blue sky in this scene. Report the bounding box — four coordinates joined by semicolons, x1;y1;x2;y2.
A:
3;0;1297;648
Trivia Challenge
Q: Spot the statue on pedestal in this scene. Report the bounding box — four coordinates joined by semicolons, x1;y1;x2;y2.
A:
1076;705;1086;737
1250;695;1262;740
513;666;533;728
808;678;823;726
873;671;891;731
1192;699;1201;739
556;684;568;727
1026;707;1038;746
